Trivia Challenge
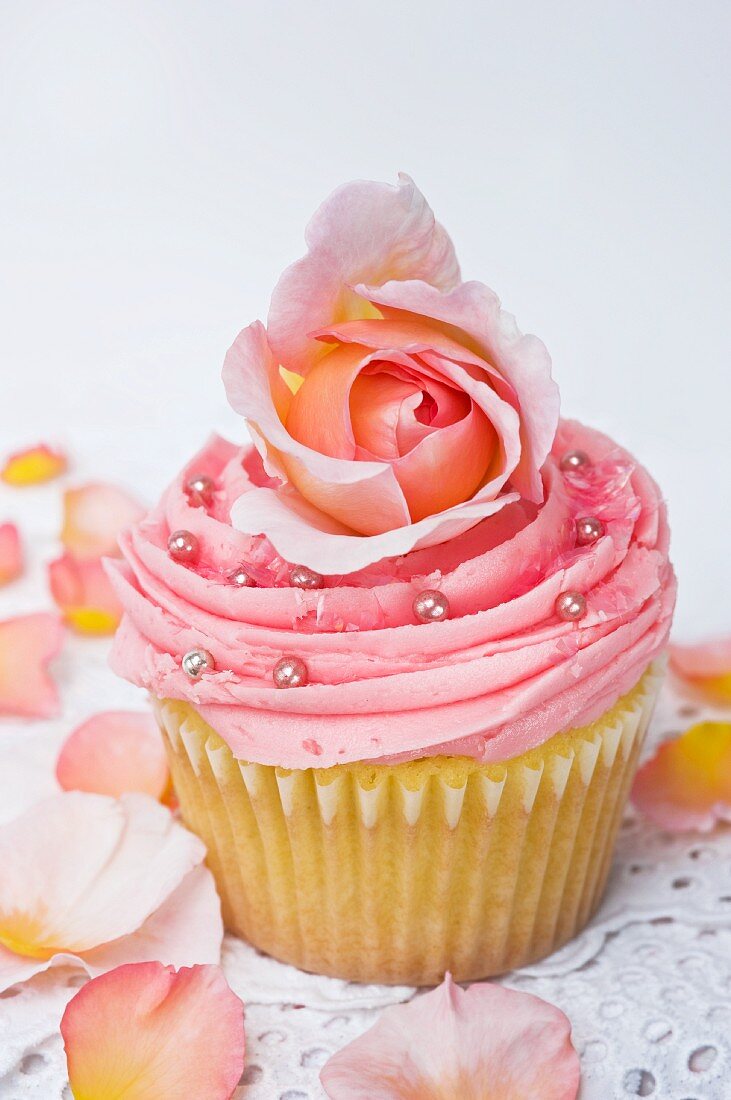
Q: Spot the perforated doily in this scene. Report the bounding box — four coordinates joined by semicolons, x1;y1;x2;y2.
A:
1;489;730;1097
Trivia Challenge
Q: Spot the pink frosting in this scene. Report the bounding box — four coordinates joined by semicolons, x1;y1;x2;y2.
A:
108;420;675;769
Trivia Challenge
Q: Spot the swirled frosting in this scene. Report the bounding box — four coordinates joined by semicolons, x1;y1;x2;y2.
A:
108;419;675;769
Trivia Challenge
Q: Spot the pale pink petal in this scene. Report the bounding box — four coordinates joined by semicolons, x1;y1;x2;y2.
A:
82;864;223;973
0;523;23;586
0;945;51;990
61;482;145;560
56;711;169;800
223;321;411;534
280;447;413;536
1;443;68;486
632;721;731;832
268;174;460;374
357;279;559;503
230;481;519;575
0;612;63;718
0;792;211;990
321;974;579;1099
49;552;123;635
670;636;731;704
62;962;244;1100
0;865;221;992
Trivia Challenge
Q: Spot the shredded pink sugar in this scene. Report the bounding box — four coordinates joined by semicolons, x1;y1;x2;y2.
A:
591;581;638;617
565;457;642;522
510;559;547;599
245;536;293;585
555;635;582;660
554;546;593;571
315;595;385;632
564;453;634;495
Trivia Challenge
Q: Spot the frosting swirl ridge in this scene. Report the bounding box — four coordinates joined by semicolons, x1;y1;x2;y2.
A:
109;419;675;768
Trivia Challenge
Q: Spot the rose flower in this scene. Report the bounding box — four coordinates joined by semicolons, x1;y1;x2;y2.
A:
223;174;559;573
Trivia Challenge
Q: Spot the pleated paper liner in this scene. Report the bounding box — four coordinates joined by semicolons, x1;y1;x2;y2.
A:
155;661;664;985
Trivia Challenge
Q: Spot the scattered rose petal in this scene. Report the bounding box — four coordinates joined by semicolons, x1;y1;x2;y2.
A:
670;636;731;705
0;612;64;718
62;961;244;1100
320;973;580;1100
56;711;170;801
0;792;222;991
0;523;23;586
1;443;68;486
49;552;123;634
61;482;145;560
632;721;731;832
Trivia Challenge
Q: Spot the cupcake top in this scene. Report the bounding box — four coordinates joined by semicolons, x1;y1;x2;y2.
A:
109;176;675;768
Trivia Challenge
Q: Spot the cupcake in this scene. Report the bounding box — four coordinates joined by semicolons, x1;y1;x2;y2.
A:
109;175;675;985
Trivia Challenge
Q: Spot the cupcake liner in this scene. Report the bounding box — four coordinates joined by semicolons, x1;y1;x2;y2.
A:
155;661;664;985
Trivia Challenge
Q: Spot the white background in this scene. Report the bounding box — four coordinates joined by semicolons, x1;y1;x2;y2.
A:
1;0;729;638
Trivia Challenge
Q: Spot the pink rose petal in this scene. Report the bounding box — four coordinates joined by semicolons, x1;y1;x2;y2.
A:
49;552;123;635
230;480;518;576
225;326;520;573
56;711;170;801
223;174;558;574
670;636;731;704
81;865;222;975
0;612;64;718
0;792;221;992
224;322;413;536
61;482;145;560
632;721;731;832
62;962;244;1100
268;173;460;374
391;403;497;523
320;973;580;1100
286;328;504;524
358;278;559;504
0;523;23;586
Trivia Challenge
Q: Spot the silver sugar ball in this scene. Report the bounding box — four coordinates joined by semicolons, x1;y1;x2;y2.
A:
273;654;309;689
168;529;200;564
182;648;215;679
560;449;591;472
289;564;324;590
413;589;450;623
575;516;605;546
228;566;257;588
185;473;215;508
555;591;587;622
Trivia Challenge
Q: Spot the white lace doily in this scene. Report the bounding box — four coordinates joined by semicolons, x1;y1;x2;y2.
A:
1;483;730;1098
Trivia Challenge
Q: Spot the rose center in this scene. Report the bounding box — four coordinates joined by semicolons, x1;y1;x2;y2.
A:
414;392;437;426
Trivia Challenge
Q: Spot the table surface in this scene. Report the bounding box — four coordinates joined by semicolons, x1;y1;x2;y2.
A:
2;4;731;1095
1;475;730;1100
